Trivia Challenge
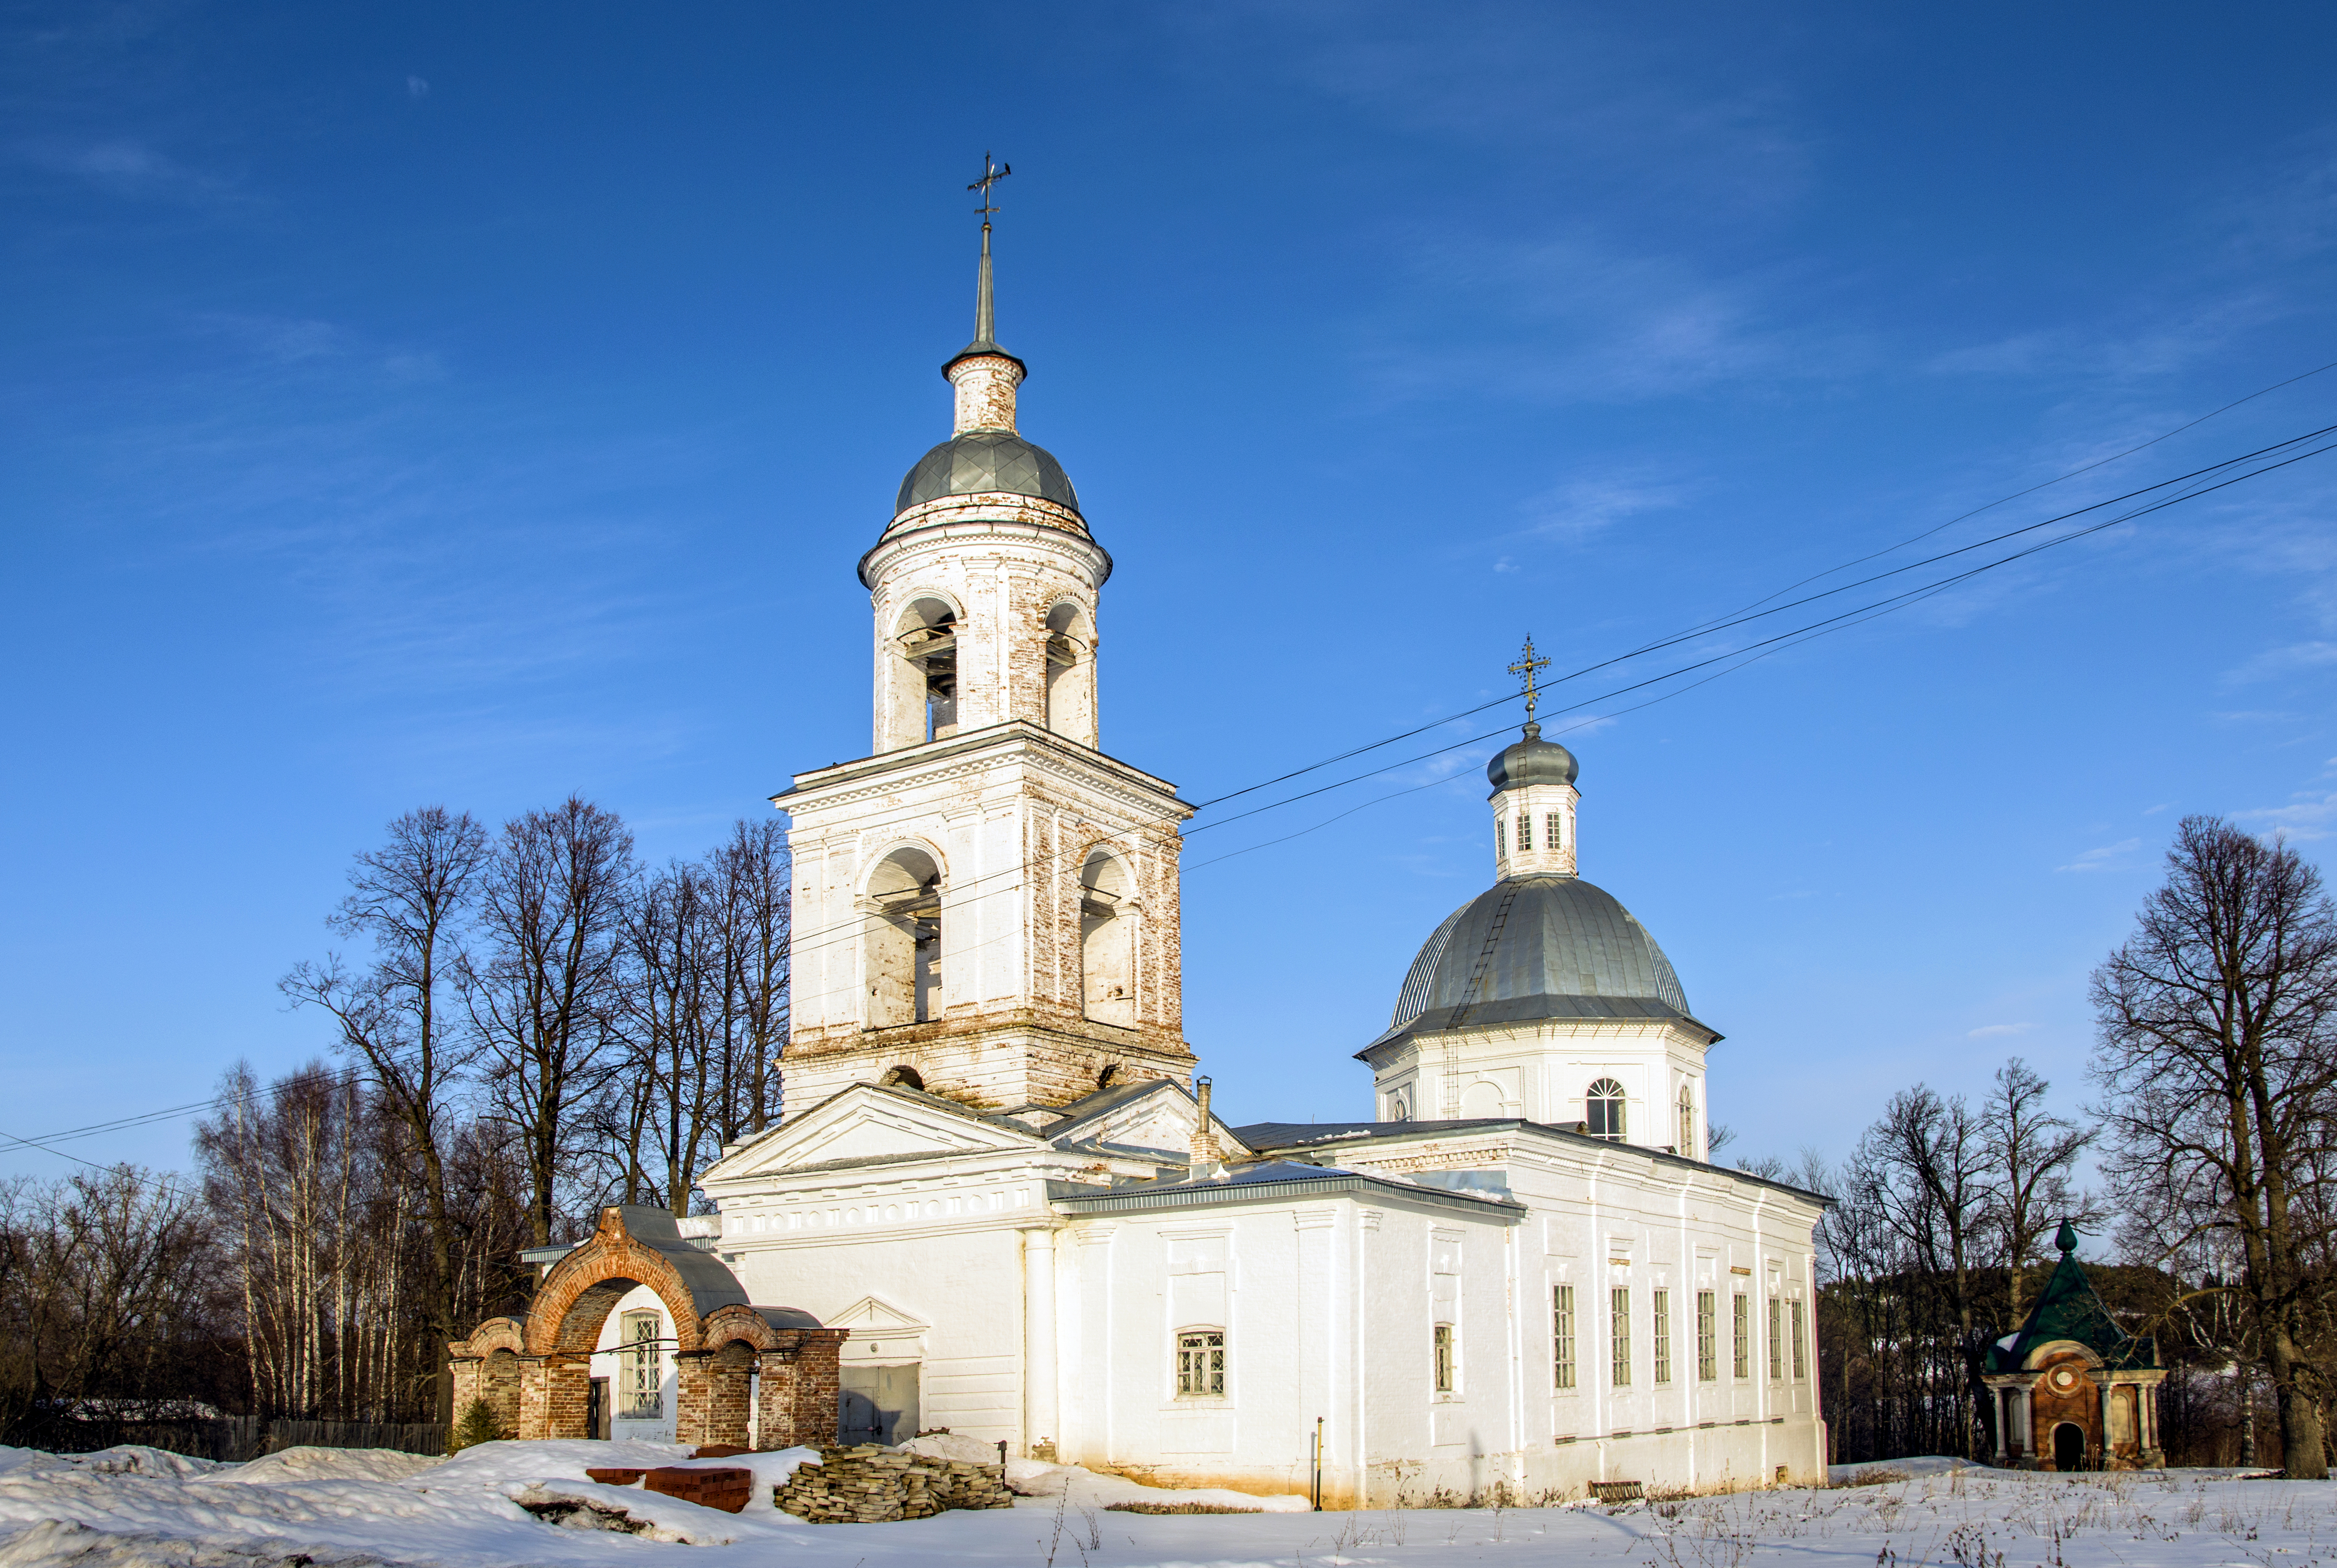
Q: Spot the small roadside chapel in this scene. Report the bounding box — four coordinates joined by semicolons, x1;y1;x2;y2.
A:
1982;1222;2166;1470
446;1205;846;1450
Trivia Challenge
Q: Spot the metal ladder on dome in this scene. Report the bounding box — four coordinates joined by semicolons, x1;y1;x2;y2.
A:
1438;882;1520;1120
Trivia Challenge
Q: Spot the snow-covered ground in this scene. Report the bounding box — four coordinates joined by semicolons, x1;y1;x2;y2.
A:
0;1442;2329;1568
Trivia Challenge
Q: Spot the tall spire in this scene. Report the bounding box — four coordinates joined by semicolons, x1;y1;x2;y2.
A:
960;152;1012;358
974;219;996;348
945;153;1026;433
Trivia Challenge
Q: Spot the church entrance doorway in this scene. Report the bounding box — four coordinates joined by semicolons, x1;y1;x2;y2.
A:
2053;1422;2085;1471
839;1363;920;1446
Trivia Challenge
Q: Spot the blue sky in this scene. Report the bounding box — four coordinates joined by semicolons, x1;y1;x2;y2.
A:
5;1;2335;1186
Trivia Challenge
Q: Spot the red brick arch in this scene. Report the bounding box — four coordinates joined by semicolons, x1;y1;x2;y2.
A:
524;1210;714;1358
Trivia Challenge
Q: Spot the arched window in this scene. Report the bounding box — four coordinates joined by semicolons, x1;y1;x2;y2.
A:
887;598;959;748
1044;601;1095;743
865;846;943;1027
1677;1086;1696;1155
1080;850;1135;1026
879;1065;925;1090
1387;1091;1411;1123
1586;1077;1627;1141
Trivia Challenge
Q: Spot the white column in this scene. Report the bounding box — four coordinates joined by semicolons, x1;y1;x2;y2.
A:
1021;1224;1061;1457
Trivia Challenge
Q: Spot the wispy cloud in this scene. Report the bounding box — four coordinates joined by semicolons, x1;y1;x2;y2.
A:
2224;639;2337;684
2237;792;2337;843
16;136;245;205
1519;471;1690;544
2057;838;2141;873
406;75;430;99
1967;1022;2035;1039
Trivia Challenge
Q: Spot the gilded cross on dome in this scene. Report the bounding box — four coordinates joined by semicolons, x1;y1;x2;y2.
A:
1508;636;1551;723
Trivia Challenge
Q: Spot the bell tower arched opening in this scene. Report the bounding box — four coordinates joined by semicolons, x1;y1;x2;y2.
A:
883;597;960;750
1044;600;1096;746
865;846;944;1027
1080;849;1135;1026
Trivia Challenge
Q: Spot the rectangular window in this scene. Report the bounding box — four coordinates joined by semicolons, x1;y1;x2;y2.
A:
1496;818;1506;857
622;1309;662;1419
1546;812;1563;850
1652;1289;1671;1384
1769;1296;1785;1381
1696;1291;1717;1381
1732;1293;1750;1379
1791;1299;1808;1380
1434;1323;1454;1393
1176;1330;1225;1396
1517;814;1533;851
1610;1287;1631;1387
1552;1285;1576;1390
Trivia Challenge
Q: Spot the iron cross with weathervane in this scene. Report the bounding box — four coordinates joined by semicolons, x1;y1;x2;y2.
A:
1510;636;1551;723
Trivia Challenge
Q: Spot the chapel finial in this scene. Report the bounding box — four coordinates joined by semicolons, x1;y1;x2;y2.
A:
2055;1218;2080;1255
1509;636;1552;729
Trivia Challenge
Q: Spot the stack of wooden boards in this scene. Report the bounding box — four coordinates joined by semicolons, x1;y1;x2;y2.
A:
772;1444;1016;1522
583;1464;754;1514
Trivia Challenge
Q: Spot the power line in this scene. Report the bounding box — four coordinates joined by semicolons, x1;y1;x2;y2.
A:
11;409;2336;1168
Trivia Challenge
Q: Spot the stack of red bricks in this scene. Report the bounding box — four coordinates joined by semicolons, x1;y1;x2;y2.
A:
583;1465;755;1515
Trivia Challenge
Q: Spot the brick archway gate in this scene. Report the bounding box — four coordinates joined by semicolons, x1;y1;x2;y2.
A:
449;1205;845;1450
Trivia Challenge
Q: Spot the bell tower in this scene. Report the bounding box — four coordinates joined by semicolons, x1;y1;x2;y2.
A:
774;172;1197;1117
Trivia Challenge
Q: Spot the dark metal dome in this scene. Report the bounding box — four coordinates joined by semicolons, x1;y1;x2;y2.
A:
1375;876;1691;1048
895;431;1080;515
1486;723;1578;791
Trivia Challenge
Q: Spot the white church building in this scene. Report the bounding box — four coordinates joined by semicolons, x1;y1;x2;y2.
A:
528;234;1829;1505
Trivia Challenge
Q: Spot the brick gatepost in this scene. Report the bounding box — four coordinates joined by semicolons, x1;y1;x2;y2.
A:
757;1329;848;1449
676;1341;757;1449
518;1353;593;1440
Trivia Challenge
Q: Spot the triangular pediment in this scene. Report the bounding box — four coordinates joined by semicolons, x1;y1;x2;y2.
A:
1049;1080;1254;1160
703;1084;1044;1183
827;1294;930;1334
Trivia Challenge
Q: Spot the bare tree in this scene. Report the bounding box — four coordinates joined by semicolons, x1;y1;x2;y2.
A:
1848;1085;1995;1453
708;818;790;1137
469;797;636;1247
280;806;488;1420
2092;815;2337;1479
1982;1058;2095;1322
623;861;723;1215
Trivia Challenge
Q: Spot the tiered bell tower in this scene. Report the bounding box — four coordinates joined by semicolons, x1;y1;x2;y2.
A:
774;177;1197;1117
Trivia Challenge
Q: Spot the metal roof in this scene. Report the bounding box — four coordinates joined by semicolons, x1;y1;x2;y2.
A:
1048;1161;1524;1221
895;431;1079;514
1369;876;1691;1053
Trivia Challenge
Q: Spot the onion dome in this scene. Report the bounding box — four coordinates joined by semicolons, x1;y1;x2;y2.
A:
1486;721;1577;791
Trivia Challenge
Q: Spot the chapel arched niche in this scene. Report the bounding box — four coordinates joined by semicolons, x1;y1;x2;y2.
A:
865;844;945;1027
1079;848;1136;1026
882;594;961;750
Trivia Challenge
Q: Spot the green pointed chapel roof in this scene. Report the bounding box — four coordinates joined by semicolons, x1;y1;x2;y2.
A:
1984;1221;2158;1373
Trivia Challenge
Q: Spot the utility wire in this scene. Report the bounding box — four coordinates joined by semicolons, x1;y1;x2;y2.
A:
12;410;2336;1169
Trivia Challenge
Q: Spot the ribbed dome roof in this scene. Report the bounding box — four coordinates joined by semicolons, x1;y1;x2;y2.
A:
1486;722;1578;790
896;431;1079;515
1380;876;1689;1043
